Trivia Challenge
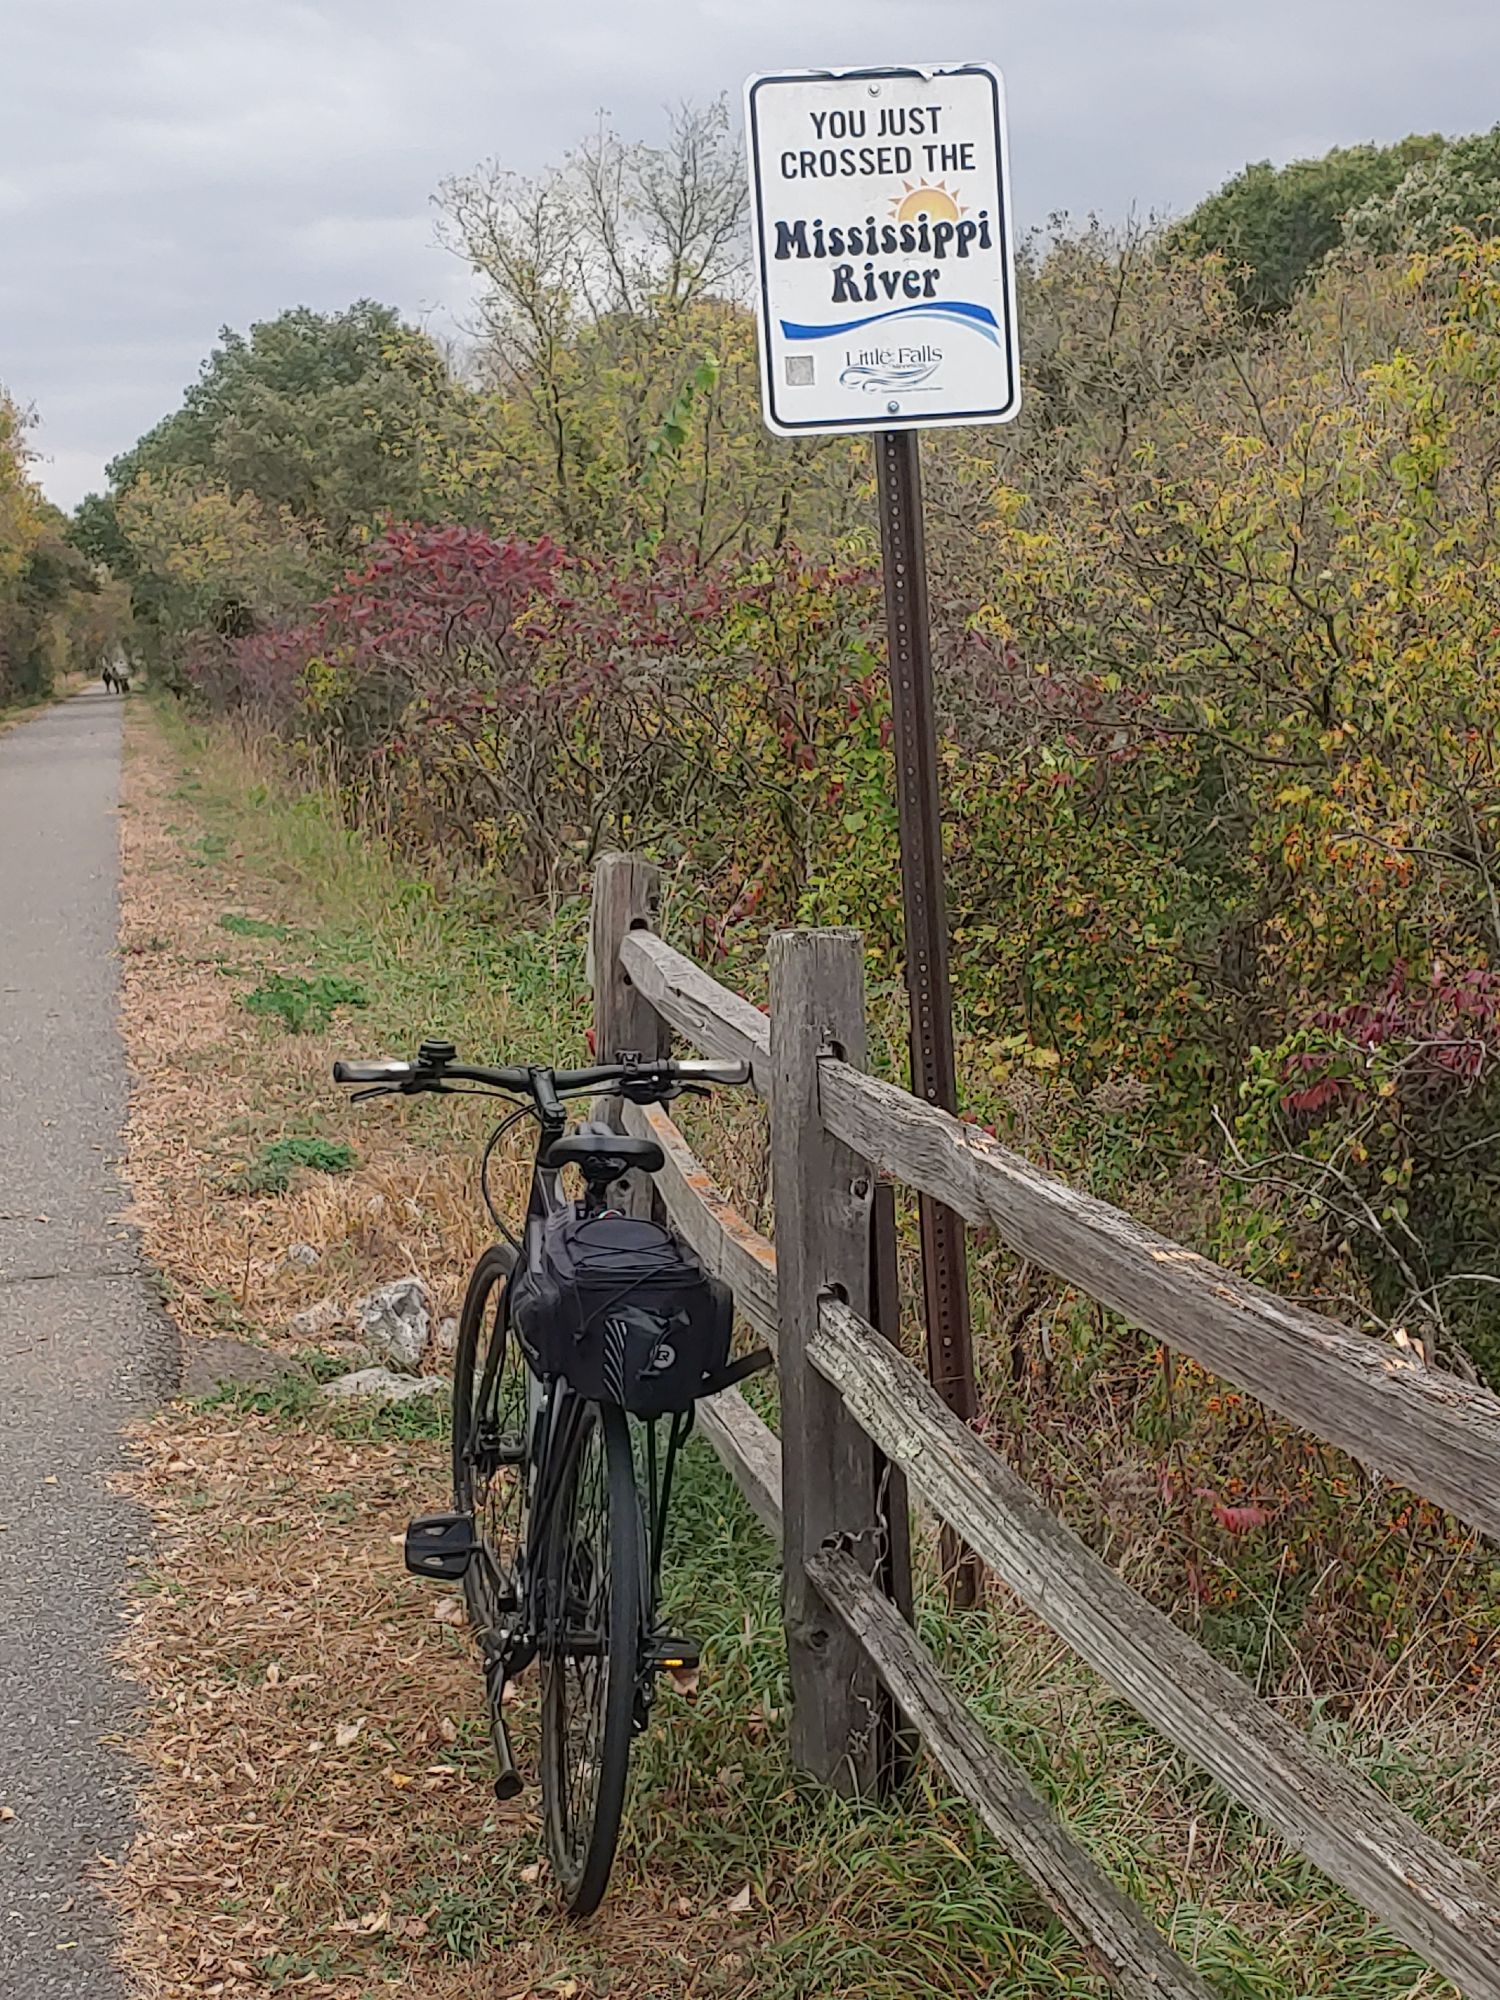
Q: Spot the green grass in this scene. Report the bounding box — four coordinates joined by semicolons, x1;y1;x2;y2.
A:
153;704;586;1076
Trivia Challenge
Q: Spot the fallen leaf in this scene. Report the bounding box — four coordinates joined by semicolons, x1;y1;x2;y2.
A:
387;1770;413;1789
519;1861;543;1885
667;1664;701;1697
0;1805;15;1823
726;1883;753;1916
432;1596;465;1626
436;1715;458;1744
264;1662;280;1687
334;1720;363;1750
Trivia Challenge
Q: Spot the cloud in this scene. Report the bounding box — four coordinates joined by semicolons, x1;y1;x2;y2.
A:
4;0;1498;508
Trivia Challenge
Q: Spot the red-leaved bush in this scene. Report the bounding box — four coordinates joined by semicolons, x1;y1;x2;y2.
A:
190;528;895;925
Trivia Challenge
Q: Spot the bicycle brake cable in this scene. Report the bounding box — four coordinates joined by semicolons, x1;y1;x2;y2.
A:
480;1102;534;1244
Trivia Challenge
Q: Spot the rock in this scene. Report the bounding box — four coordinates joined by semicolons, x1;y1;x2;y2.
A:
320;1368;447;1404
279;1242;322;1271
353;1276;431;1373
435;1316;460;1356
288;1297;344;1340
181;1337;296;1397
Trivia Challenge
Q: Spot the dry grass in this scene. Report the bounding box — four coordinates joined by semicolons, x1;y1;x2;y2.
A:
116;717;519;1352
111;715;577;1997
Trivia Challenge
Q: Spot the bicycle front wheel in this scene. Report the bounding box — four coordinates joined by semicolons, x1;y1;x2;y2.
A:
540;1400;641;1918
452;1244;529;1654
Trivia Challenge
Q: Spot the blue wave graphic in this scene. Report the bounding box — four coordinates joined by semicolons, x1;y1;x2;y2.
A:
780;300;1001;345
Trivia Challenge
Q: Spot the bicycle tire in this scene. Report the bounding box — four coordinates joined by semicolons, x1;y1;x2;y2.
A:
451;1244;529;1656
539;1400;641;1918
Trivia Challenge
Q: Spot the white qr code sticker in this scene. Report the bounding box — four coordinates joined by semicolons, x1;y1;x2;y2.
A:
784;354;815;387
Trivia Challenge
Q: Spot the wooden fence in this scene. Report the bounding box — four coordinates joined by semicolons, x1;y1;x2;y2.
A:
588;852;1500;2000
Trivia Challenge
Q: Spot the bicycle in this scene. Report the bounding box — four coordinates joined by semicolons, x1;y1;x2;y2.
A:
333;1039;764;1916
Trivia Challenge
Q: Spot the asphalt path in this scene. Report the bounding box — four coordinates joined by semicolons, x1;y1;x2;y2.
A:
0;689;177;1997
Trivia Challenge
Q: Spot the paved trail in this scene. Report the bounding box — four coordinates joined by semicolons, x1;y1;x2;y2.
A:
0;690;176;1997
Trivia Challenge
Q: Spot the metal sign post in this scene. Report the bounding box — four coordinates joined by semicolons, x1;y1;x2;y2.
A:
875;426;980;1604
746;63;1021;1607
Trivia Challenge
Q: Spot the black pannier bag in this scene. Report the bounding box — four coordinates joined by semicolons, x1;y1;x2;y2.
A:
509;1210;743;1417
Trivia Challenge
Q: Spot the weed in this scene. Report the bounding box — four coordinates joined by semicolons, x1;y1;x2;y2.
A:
324;1392;450;1444
242;972;367;1034
236;1135;357;1194
198;1372;323;1421
218;911;288;940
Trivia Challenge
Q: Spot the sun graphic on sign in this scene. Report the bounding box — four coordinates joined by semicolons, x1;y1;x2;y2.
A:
890;181;966;224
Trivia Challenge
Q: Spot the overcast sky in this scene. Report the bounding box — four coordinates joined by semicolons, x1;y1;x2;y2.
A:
4;0;1498;511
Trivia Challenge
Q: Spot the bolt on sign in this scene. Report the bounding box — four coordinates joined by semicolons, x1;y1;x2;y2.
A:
744;64;1021;436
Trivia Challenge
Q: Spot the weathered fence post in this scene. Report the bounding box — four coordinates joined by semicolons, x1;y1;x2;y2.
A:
590;853;669;1084
769;927;886;1793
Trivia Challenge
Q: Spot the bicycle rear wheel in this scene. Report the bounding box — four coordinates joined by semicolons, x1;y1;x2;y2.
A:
540;1400;641;1918
451;1244;529;1654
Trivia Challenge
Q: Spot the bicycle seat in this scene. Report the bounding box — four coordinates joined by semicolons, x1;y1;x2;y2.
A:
542;1130;666;1176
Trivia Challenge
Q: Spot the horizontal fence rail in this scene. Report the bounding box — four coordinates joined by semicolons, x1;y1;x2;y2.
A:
618;928;771;1085
588;854;1500;2000
820;1059;1500;1543
613;1092;1219;1991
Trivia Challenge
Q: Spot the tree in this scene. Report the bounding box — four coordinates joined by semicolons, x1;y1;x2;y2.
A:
437;100;866;559
108;301;476;548
2;391;126;703
1342;123;1500;254
1172;135;1445;315
112;471;321;686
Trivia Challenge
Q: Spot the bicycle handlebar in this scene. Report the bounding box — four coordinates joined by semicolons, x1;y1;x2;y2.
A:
332;1053;752;1097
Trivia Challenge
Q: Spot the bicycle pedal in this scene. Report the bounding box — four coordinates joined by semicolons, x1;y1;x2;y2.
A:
644;1634;700;1673
403;1511;476;1581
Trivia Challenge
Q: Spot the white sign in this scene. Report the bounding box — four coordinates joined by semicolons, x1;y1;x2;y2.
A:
744;64;1021;437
